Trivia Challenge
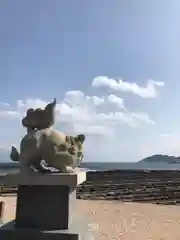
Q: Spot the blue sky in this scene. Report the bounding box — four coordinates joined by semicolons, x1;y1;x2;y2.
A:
0;0;180;162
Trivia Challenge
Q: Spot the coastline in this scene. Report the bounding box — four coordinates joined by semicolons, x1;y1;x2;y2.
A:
77;169;180;204
1;169;180;205
1;170;180;238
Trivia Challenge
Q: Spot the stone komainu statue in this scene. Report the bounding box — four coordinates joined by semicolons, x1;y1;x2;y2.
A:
10;99;85;173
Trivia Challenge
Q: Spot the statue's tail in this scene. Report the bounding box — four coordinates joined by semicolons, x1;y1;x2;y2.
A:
10;146;20;162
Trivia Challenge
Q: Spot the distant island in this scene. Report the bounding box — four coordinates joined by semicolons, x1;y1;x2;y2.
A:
139;154;180;164
1;153;180;168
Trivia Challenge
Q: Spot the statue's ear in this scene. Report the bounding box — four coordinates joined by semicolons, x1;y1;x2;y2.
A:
44;98;56;113
77;134;85;143
43;98;57;126
10;146;19;162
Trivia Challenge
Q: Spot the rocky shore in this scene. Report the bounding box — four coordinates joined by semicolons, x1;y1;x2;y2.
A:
2;169;180;205
77;170;180;205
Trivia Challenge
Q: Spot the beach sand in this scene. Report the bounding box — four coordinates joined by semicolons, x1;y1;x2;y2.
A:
1;196;180;239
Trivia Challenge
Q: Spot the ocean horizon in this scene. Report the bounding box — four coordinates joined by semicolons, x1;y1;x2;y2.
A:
0;161;180;174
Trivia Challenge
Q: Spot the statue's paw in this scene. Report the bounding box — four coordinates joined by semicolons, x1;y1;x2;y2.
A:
38;168;52;174
63;166;76;173
20;166;35;174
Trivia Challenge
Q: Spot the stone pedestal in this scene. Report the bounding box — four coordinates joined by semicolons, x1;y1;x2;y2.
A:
0;171;96;239
0;201;4;225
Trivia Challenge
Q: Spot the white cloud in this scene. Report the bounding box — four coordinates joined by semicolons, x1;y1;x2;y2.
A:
0;103;18;118
59;92;155;131
107;94;125;109
86;96;104;106
17;99;47;110
0;102;11;108
130;112;155;125
64;90;84;106
92;76;164;98
73;125;112;136
64;90;104;106
160;133;175;138
0;90;155;135
99;111;154;127
0;110;19;118
0;79;161;161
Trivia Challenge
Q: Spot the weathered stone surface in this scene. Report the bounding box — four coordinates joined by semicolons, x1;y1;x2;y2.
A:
5;171;86;188
15;185;75;230
0;230;79;240
0;201;4;225
0;170;93;239
0;217;96;240
9;98;86;174
14;171;86;230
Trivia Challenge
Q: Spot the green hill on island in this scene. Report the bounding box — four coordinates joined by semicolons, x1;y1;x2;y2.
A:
139;154;180;164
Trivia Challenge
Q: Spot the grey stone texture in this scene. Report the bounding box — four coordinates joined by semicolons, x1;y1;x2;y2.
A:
0;171;96;239
0;201;4;225
4;171;86;188
15;185;76;230
0;217;96;240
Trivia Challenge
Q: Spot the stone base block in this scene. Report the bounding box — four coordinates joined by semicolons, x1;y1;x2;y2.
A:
0;201;4;224
5;171;86;188
15;185;76;230
0;218;96;240
13;171;86;230
0;229;78;240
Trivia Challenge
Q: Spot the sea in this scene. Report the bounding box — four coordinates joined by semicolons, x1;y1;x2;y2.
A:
0;161;180;175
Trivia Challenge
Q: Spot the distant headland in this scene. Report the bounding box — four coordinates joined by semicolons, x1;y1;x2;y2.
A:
0;154;180;168
139;154;180;164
